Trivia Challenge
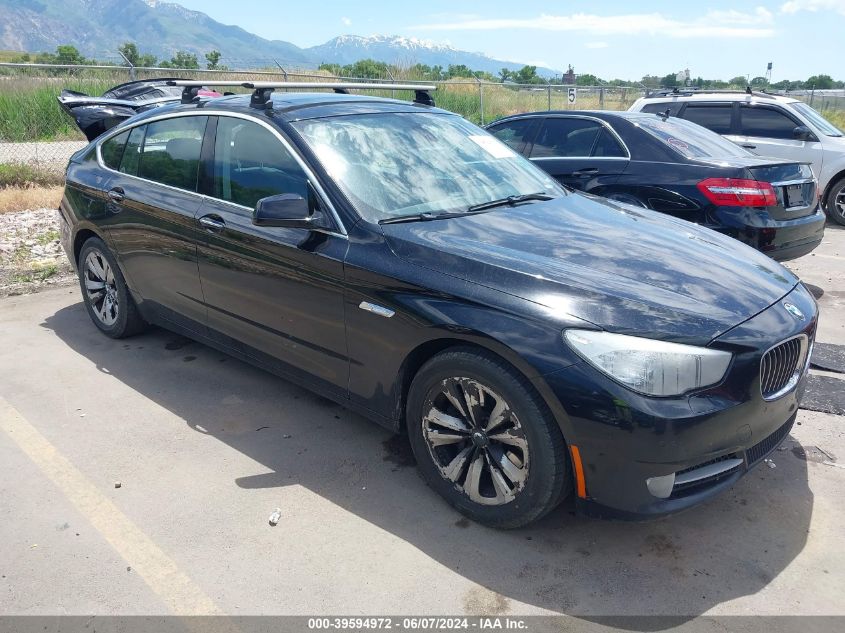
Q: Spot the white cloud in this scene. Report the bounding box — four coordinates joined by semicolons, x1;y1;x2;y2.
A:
585;41;609;49
781;0;845;14
341;16;352;26
409;8;776;39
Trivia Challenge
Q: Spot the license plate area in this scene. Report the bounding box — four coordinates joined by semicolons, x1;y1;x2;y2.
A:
785;184;806;208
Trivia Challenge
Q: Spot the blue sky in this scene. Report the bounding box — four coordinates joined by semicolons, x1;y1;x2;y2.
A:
173;0;844;80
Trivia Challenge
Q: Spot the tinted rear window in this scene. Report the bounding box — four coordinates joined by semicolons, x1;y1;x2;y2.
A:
633;116;750;159
137;116;207;191
681;104;733;134
100;131;129;170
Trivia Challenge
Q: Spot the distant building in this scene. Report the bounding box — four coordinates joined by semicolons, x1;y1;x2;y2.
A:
563;65;576;84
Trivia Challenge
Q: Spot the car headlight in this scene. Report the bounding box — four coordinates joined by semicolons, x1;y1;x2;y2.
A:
563;330;732;397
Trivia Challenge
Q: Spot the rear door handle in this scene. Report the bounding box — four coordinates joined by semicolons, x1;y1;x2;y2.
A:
571;168;599;177
741;144;757;149
107;187;125;203
199;215;225;231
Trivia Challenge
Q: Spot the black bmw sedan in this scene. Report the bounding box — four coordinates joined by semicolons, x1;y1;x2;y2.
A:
486;110;825;261
59;83;817;528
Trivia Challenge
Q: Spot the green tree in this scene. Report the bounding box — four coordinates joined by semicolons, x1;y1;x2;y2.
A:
205;50;222;70
576;73;600;86
446;64;475;79
728;75;748;87
498;68;512;82
54;45;86;65
161;51;199;69
660;73;679;87
641;75;661;88
119;42;156;67
343;58;389;79
514;65;544;85
318;62;343;75
806;74;834;89
750;76;768;87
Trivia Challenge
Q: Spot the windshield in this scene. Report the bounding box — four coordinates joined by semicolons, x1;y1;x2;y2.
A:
291;112;564;223
790;102;843;137
633;115;752;159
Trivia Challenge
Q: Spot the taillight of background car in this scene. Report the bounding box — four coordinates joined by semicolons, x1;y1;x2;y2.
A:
697;178;777;207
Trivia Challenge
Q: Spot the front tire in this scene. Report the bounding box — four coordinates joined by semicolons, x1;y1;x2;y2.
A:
78;237;146;339
407;348;570;528
825;176;845;226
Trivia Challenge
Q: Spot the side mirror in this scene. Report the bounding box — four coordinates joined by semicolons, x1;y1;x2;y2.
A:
793;125;817;142
252;193;327;229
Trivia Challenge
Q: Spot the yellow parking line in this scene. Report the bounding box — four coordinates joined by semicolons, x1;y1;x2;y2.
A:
0;397;224;616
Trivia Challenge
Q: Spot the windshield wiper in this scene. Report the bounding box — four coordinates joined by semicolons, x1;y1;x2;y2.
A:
379;193;556;225
379;209;492;225
466;192;555;213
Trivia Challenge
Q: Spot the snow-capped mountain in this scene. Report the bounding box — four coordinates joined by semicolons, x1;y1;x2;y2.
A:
306;35;558;77
0;0;558;76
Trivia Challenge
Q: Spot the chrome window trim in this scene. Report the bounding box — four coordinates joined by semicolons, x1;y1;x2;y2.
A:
522;113;632;160
760;333;811;402
94;109;347;237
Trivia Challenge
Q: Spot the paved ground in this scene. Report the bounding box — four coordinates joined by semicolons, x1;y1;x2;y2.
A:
0;225;844;623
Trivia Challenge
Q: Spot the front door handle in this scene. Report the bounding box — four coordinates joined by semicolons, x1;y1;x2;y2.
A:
199;215;226;231
742;144;757;149
571;168;599;177
107;187;125;203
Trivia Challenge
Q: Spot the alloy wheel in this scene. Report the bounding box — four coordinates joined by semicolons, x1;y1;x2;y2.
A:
84;250;118;326
835;186;845;223
422;377;529;506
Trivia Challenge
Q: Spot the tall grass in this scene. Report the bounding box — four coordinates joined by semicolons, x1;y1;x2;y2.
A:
0;76;114;141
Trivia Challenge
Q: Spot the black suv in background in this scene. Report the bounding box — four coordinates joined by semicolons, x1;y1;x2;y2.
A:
486;111;824;261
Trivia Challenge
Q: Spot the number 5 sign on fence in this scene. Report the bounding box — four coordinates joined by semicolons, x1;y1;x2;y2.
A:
568;88;577;105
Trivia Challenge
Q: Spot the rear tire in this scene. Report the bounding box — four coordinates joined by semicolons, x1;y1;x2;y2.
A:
78;237;146;339
407;348;570;528
825;176;845;226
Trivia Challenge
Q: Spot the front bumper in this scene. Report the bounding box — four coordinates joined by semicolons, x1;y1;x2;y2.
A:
541;283;817;519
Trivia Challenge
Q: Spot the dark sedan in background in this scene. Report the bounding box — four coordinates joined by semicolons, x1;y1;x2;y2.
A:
486;111;825;261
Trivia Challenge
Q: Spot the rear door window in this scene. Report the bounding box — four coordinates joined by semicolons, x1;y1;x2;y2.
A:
100;131;129;170
119;126;145;176
740;105;799;139
592;129;627;157
138;116;208;191
210;117;309;208
530;118;605;158
487;118;539;154
681;104;733;134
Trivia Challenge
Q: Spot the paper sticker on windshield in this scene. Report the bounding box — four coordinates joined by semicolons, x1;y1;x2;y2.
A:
667;138;689;151
469;135;517;158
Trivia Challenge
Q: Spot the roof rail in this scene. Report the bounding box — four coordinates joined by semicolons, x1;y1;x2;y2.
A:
165;80;437;109
644;87;776;100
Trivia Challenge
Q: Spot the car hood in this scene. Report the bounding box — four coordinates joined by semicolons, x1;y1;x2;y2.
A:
382;193;799;343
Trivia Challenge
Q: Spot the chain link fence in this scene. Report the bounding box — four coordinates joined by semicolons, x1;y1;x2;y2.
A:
0;62;646;173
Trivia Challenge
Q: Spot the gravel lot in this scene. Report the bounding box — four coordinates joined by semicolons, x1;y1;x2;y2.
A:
0;217;843;627
0;207;75;297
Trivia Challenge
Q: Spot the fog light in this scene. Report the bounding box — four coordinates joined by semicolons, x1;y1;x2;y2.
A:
646;473;675;499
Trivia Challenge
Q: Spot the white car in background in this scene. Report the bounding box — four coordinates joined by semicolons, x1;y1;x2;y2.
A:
629;90;845;225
